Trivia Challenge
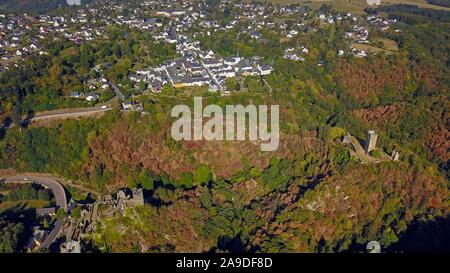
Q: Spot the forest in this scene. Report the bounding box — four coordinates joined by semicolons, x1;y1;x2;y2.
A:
427;0;450;8
366;4;450;23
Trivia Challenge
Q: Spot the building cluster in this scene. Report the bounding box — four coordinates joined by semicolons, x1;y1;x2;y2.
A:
61;199;98;247
130;35;273;94
367;0;382;6
346;14;397;58
279;11;396;62
283;46;309;62
99;188;145;217
0;10;108;71
70;69;111;103
23;186;145;253
58;187;145;253
23;207;57;251
366;14;394;31
0;14;42;71
25;228;49;251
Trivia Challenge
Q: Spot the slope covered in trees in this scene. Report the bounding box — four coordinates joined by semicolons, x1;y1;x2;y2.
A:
427;0;450;8
93;154;448;252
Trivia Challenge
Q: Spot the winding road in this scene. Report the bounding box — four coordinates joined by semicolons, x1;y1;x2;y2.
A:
1;175;68;249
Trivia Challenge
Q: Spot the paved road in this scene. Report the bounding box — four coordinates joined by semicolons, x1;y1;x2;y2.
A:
30;107;110;122
200;61;224;92
2;107;111;130
1;175;68;249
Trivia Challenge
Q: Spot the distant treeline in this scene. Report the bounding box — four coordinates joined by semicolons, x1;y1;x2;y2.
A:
427;0;450;8
365;4;450;23
0;0;66;13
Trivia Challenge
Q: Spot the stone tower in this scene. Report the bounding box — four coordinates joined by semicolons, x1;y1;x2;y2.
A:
365;130;378;154
391;149;400;161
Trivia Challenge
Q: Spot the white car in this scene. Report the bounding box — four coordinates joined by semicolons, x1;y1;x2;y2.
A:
101;105;108;109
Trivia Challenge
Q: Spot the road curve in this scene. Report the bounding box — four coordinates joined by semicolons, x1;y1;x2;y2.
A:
1;175;68;249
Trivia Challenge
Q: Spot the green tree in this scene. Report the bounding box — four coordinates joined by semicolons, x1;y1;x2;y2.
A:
12;103;22;126
71;207;81;220
37;190;51;201
0;220;24;253
179;172;194;188
138;170;155;190
56;208;66;220
43;218;49;229
193;165;212;186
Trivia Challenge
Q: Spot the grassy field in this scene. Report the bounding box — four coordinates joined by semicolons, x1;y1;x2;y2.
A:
350;37;399;55
0;200;52;213
258;0;450;13
376;38;399;51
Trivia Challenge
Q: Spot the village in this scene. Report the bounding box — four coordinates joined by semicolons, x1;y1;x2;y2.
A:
0;0;397;86
129;38;274;95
